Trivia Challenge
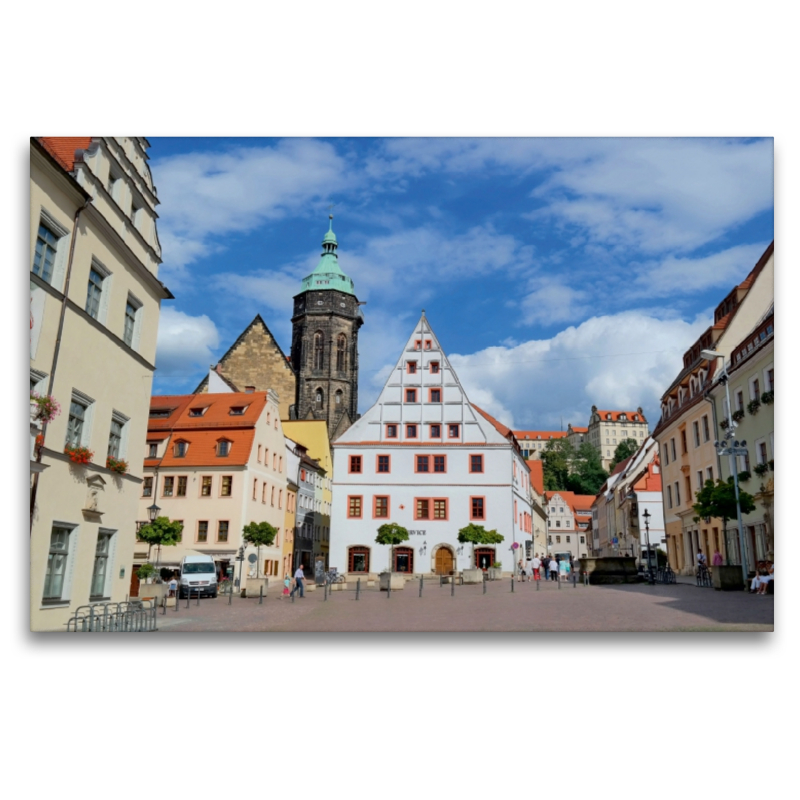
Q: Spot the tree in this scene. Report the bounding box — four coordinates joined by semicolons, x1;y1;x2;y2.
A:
609;438;639;471
566;442;609;495
457;523;504;566
541;438;574;491
693;478;756;556
243;521;278;578
375;522;409;572
137;517;183;571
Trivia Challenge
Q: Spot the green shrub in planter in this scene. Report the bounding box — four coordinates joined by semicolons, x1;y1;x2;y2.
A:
731;409;745;422
761;390;774;405
754;463;769;477
747;399;761;415
738;470;751;483
137;563;156;580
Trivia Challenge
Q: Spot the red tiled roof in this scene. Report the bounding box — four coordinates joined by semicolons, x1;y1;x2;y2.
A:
158;429;256;468
594;410;647;423
544;490;595;514
526;460;544;495
569;426;588;433
472;404;512;439
514;430;568;440
610;455;633;476
39;137;93;172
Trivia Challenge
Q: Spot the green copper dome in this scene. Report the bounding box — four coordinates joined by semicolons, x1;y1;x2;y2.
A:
300;216;356;296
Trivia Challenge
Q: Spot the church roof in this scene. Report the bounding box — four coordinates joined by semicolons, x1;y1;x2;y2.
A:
300;215;356;296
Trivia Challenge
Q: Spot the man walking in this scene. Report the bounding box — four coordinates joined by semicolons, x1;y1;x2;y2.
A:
290;563;306;598
531;553;541;581
549;556;559;581
543;556;550;581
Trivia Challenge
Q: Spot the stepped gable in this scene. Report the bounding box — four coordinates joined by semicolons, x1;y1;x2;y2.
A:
193;314;296;419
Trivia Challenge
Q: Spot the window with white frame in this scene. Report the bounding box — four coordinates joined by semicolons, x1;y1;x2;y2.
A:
66;391;94;448
697;470;704;490
85;260;111;322
749;376;760;402
90;529;115;599
667;485;673;508
706;466;714;482
32;212;69;288
30;368;47;395
43;524;75;604
123;294;142;348
107;411;129;460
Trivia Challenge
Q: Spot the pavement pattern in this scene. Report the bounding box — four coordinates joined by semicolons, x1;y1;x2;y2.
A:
153;577;774;632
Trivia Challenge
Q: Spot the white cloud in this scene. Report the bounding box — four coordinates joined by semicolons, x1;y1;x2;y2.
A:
152;139;353;278
519;281;589;325
155;307;220;377
448;310;710;431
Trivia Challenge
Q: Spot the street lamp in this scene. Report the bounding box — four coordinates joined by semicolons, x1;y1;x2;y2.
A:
700;349;749;587
643;509;655;584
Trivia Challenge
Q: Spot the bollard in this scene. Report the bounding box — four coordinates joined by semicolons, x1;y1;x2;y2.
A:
558;573;561;589
186;590;190;608
451;576;455;597
584;571;589;587
259;584;264;605
228;584;232;604
419;576;423;598
483;572;487;595
440;575;443;589
175;590;180;611
536;576;539;591
162;596;166;615
387;574;391;599
573;572;577;588
511;574;515;593
324;580;328;601
356;577;360;601
197;589;200;606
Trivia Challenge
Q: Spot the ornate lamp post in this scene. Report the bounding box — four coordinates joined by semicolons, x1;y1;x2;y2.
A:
643;508;655;584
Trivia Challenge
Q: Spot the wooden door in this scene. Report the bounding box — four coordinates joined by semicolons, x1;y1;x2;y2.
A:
435;547;453;575
129;567;140;598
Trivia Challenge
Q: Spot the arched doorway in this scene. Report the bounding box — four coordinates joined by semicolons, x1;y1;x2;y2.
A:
475;548;495;570
348;546;370;573
393;546;414;573
434;545;454;575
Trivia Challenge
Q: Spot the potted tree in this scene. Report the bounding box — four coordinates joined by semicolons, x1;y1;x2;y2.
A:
458;523;504;583
693;478;755;590
136;517;183;600
242;521;277;597
375;522;409;591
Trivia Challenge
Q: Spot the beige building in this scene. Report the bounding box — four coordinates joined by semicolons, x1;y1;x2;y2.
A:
526;460;548;558
136;391;288;592
514;430;568;460
30;137;171;631
653;242;773;574
544;491;593;558
587;407;650;471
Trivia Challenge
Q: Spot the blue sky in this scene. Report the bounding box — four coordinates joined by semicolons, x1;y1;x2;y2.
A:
149;137;773;431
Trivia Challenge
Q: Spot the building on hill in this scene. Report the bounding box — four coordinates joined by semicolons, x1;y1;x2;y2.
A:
329;312;534;576
527;459;548;557
290;216;363;441
193;315;297;420
136;391;287;593
30;136;172;631
652;242;773;574
587;407;650;471
514;430;568;460
543;491;594;558
567;425;588;449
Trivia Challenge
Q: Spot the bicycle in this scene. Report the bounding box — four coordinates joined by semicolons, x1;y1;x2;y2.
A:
326;569;346;584
696;563;712;587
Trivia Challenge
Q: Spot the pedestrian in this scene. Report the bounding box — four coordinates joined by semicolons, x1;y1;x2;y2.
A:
290;563;306;598
696;549;707;568
712;549;723;566
282;573;291;599
549;556;559;581
543;555;550;581
531;553;541;581
168;574;178;598
517;559;526;582
561;558;570;580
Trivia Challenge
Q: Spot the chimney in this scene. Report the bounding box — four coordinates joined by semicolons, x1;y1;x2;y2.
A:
245;386;255;394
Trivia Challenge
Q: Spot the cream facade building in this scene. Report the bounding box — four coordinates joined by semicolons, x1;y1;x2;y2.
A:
514;430;568;460
586;407;650;471
136;391;288;592
30;137;171;632
653;242;773;574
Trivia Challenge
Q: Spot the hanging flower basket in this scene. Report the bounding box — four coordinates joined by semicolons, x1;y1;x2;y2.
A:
747;399;761;415
106;456;128;475
754;463;769;477
761;390;774;405
731;409;745;422
719;419;729;429
737;470;751;483
64;444;93;464
30;392;61;423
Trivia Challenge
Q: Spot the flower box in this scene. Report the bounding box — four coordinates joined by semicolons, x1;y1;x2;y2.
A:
64;445;94;465
747;400;761;415
731;409;745;422
761;390;774;405
30;392;61;423
106;456;128;474
719;419;729;429
754;463;769;477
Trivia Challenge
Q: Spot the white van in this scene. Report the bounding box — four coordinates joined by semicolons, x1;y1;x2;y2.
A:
179;554;218;599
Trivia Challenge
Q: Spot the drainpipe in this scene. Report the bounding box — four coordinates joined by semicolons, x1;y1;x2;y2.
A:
703;391;725;563
30;196;91;533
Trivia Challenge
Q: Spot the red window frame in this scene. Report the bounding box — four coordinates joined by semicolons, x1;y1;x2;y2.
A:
414;498;447;521
448;423;460;438
414;340;421;350
385;424;398;438
373;495;390;519
469;454;484;473
415;498;430;520
376;454;391;473
429;424;441;439
433;455;446;473
405;388;417;403
349;455;362;474
432;498;448;520
406;423;418;438
429;388;442;403
470;496;485;520
429;361;440;374
406;361;417;374
415;455;430;473
347;496;363;519
424;340;432;350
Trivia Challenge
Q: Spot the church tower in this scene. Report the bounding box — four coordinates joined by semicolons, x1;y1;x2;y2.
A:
290;215;363;440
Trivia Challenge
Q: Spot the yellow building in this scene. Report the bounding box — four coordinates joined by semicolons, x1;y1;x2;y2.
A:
30;137;172;631
281;420;332;571
653;243;773;574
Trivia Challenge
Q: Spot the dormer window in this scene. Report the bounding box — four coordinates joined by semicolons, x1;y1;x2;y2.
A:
606;414;611;420
229;406;246;416
149;408;172;419
174;440;188;458
620;414;627;420
217;440;232;457
188;407;207;417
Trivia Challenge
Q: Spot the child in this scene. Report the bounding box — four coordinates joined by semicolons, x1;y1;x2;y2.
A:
282;574;291;599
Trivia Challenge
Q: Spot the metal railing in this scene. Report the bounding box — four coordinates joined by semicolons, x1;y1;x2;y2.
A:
66;599;158;632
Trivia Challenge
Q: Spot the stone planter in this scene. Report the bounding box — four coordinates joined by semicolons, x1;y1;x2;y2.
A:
379;572;405;591
712;565;745;591
244;577;269;598
487;568;503;581
462;568;483;584
138;583;168;601
580;557;639;585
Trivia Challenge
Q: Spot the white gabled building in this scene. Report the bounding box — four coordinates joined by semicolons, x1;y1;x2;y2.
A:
329;313;534;576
